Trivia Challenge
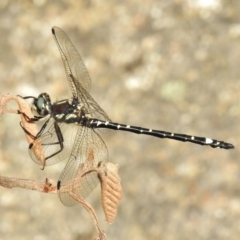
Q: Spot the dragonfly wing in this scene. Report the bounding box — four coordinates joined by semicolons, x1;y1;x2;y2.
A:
72;75;111;122
52;27;91;96
29;120;80;166
52;27;111;123
58;127;108;207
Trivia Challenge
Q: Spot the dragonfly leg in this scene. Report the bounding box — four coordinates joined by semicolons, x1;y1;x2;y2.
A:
17;110;42;122
37;122;64;169
19;122;36;139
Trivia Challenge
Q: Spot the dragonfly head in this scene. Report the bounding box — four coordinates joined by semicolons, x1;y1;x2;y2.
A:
32;93;52;116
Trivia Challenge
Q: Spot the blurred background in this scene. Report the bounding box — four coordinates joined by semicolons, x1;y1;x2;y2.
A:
0;0;239;239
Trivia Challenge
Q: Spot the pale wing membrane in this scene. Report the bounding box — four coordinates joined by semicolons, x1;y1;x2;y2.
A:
72;76;111;122
58;128;108;207
29;120;80;166
52;26;91;95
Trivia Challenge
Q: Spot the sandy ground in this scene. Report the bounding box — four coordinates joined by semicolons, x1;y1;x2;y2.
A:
0;1;239;240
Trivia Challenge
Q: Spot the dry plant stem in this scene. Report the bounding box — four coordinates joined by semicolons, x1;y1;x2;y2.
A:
62;162;122;224
69;191;106;240
0;173;105;239
0;176;57;193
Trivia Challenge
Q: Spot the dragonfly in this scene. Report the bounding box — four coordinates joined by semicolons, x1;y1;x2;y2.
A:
19;27;234;207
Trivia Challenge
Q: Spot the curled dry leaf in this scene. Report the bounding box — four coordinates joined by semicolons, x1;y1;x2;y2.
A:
0;93;45;165
98;162;122;224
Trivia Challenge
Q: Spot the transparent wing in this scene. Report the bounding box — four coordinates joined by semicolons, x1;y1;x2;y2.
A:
29;119;80;166
52;26;91;95
72;75;111;122
58;127;108;206
52;27;111;123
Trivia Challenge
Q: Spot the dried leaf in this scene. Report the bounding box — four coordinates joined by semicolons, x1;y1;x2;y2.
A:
0;94;45;165
98;162;122;224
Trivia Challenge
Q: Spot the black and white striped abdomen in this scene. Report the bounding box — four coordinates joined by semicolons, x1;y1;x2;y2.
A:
88;119;234;150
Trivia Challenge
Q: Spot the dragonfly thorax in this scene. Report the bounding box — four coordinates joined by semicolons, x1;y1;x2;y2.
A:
51;98;86;124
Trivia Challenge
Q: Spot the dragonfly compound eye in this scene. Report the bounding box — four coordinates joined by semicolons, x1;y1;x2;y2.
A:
32;94;51;116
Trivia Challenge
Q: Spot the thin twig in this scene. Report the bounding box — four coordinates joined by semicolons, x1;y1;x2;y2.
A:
0;175;57;193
